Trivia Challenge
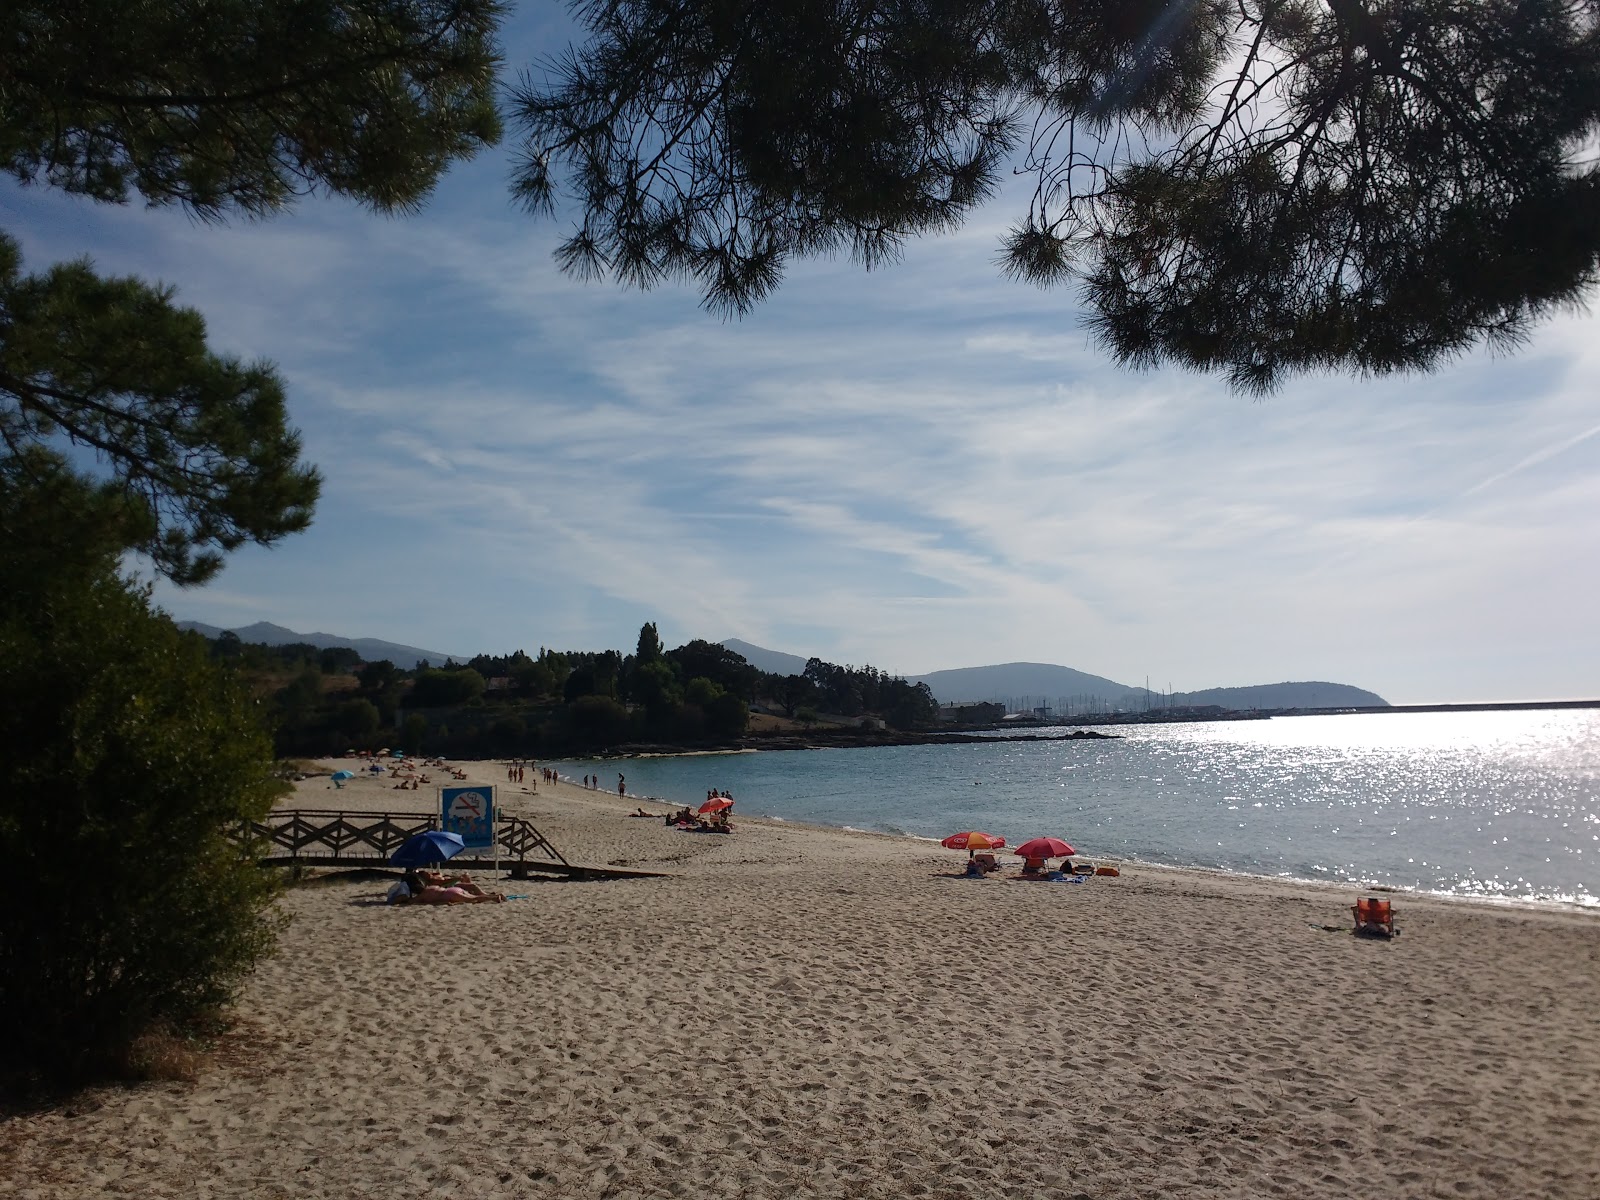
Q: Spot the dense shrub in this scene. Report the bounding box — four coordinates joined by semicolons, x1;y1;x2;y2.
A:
407;667;485;708
565;695;631;746
0;571;284;1090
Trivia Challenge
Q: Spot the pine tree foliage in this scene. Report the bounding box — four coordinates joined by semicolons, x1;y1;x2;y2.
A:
2;0;506;218
514;1;1600;389
0;235;320;584
1;0;510;583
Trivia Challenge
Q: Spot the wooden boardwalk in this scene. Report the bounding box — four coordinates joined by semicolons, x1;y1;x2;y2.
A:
251;809;666;880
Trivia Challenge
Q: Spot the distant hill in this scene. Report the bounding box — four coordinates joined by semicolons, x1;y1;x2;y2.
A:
724;643;1388;712
909;661;1136;705
1167;682;1388;710
173;620;459;670
721;639;811;676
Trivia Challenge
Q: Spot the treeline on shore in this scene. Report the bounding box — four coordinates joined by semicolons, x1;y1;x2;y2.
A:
208;622;941;759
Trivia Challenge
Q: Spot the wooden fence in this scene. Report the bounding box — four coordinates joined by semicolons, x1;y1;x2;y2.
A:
249;809;568;873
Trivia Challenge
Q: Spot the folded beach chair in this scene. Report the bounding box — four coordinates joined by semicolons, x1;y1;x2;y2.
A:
1352;896;1396;938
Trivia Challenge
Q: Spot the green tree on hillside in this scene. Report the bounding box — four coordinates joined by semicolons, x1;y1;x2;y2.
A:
335;697;383;742
359;659;400;692
408;667;487;708
514;0;1600;390
562;651;623;702
635;621;664;663
668;639;757;698
401;712;430;753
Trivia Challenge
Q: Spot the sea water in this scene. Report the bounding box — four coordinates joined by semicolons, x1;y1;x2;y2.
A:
554;709;1600;908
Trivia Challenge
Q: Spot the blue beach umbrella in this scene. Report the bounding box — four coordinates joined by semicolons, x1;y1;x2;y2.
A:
331;770;355;780
390;830;467;868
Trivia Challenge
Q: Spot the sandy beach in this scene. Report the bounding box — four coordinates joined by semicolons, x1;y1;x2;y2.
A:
5;759;1599;1199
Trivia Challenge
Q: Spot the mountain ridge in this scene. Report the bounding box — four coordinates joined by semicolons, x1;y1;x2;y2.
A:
173;620;459;670
168;623;1387;707
722;640;1388;710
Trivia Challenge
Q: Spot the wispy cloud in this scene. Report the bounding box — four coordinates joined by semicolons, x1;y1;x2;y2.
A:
12;40;1599;704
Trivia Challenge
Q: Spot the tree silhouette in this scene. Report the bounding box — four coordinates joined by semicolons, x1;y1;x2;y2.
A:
513;0;1600;390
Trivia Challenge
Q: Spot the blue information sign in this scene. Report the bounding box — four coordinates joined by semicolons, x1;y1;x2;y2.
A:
439;785;496;850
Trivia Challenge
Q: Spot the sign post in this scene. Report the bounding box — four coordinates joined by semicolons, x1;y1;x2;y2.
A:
439;785;497;873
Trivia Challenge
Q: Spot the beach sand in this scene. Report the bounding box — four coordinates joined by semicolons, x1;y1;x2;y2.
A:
5;760;1599;1199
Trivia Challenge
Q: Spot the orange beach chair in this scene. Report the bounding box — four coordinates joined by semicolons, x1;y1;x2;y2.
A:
1352;896;1395;938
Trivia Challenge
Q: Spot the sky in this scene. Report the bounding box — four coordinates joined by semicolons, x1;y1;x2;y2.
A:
6;10;1600;706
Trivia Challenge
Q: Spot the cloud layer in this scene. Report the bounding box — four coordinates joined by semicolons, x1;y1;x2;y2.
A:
5;40;1598;704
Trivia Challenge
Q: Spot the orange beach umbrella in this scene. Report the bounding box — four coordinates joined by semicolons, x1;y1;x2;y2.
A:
940;831;1006;852
699;797;734;814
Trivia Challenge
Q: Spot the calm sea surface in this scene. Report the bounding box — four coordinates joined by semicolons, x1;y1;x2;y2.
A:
554;710;1600;908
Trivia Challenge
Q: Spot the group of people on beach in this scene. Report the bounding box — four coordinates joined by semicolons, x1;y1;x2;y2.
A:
660;788;734;833
505;761;560;787
666;806;732;832
962;855;1086;880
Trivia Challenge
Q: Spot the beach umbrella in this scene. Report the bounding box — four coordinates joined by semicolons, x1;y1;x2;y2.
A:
331;770;355;781
389;830;467;868
1013;837;1076;860
698;797;734;814
940;831;1006;853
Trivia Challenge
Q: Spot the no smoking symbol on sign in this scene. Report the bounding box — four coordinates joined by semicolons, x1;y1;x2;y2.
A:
448;791;484;820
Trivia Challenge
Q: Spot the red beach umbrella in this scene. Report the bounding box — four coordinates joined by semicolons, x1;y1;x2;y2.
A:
1013;837;1076;860
699;797;734;814
940;831;1006;852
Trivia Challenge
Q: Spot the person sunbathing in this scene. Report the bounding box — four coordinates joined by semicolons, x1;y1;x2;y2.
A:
412;884;504;905
388;870;504;904
417;869;494;896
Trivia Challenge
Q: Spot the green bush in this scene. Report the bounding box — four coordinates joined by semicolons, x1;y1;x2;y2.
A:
565;695;631;747
407;667;485;707
0;571;285;1090
401;712;428;753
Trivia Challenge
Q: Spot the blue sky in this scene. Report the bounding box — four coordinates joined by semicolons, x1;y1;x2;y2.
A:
5;10;1599;704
